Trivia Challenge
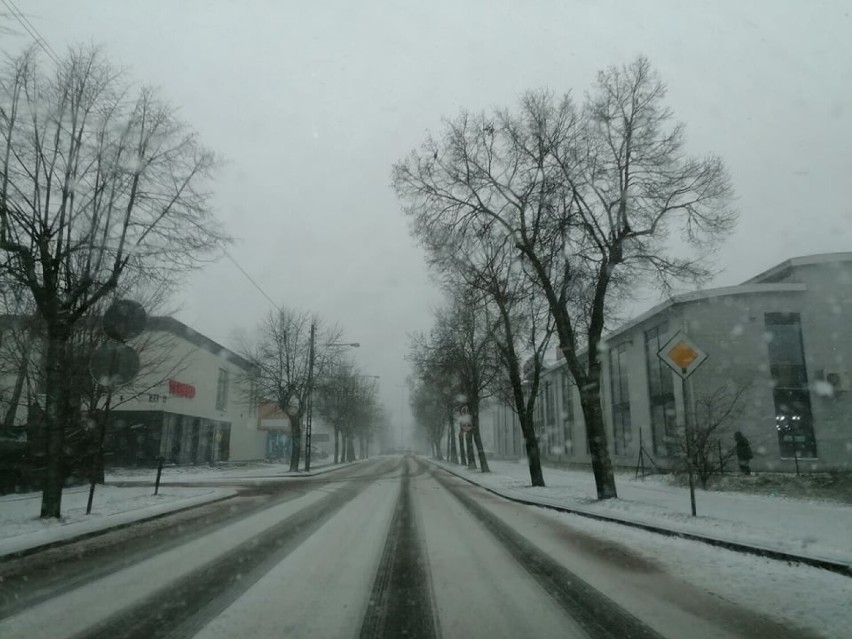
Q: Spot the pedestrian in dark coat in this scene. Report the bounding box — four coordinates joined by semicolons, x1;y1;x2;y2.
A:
734;431;753;475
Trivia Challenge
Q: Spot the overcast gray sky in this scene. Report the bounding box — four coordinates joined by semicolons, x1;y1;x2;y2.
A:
8;0;852;432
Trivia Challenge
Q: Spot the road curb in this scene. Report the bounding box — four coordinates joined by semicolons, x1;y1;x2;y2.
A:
107;458;366;485
427;459;852;579
0;492;238;563
0;460;368;563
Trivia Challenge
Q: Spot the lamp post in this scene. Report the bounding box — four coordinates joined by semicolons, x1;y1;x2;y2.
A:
304;326;360;472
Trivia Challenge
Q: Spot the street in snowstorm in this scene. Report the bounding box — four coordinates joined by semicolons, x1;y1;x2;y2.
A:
0;457;844;639
1;3;851;639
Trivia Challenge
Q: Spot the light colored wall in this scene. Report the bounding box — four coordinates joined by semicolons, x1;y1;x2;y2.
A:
470;258;852;474
112;330;265;462
792;263;852;470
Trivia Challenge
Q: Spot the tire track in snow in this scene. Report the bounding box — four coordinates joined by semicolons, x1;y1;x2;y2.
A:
429;463;664;639
71;457;403;639
359;457;440;639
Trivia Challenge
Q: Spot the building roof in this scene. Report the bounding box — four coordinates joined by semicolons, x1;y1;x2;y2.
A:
602;282;807;344
547;252;851;373
146;316;254;371
601;252;852;344
0;314;254;372
742;252;852;285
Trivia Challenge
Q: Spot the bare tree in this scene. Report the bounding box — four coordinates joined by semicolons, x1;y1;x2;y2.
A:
2;281;190;488
0;283;36;434
315;360;380;464
409;293;499;472
409;376;448;460
407;337;460;464
239;308;341;472
671;380;752;489
415;217;554;485
0;47;227;516
393;57;736;498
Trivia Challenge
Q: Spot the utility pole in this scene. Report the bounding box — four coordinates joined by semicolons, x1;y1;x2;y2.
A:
304;322;316;472
306;334;360;470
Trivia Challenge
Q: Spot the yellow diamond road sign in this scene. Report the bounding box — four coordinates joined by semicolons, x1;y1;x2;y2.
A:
658;331;708;379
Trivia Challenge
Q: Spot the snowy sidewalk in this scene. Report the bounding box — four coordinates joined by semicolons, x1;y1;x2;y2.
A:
431;458;852;573
0;459;364;559
106;458;360;483
0;484;236;559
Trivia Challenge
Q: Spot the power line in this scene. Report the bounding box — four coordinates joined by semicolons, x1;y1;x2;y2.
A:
224;249;281;312
1;0;62;65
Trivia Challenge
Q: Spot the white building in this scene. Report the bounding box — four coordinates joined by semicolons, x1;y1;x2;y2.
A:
1;314;267;466
105;317;265;466
483;253;852;473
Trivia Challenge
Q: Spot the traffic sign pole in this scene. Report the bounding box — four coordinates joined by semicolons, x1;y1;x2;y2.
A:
658;331;707;517
681;372;697;517
87;300;146;515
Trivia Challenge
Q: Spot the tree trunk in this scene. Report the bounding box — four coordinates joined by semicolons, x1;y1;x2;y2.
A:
289;418;302;472
93;400;111;484
470;401;489;472
346;436;356;462
458;430;466;466
579;381;617;499
41;325;71;519
465;431;476;468
334;427;340;463
449;420;458;464
519;412;545;487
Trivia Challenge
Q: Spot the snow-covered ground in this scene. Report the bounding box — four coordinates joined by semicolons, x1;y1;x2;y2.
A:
0;484;235;558
106;458;352;483
0;474;364;639
541;509;852;638
434;459;852;565
0;459;359;559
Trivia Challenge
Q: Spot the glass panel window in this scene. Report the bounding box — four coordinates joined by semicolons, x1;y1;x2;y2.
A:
609;342;631;455
765;313;816;459
216;368;229;411
545;381;555;425
561;371;574;454
644;323;675;455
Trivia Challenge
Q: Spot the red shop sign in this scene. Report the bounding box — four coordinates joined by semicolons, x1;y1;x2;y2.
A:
169;379;196;399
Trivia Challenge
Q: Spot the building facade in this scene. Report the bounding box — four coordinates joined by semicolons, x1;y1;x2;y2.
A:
482;253;852;473
0;315;267;468
106;317;265;466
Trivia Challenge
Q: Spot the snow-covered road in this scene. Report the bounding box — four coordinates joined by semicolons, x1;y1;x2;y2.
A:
0;456;848;638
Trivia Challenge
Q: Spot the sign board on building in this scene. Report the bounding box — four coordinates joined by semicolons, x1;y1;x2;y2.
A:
169;379;196;398
657;331;708;379
259;418;290;431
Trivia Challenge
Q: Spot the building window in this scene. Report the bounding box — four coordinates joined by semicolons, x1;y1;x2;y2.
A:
534;386;546;454
216;368;229;411
765;313;816;458
248;381;258;417
561;371;574;455
609;341;631;455
644;323;676;456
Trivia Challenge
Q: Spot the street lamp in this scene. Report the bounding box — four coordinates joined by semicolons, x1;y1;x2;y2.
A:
304;330;360;472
